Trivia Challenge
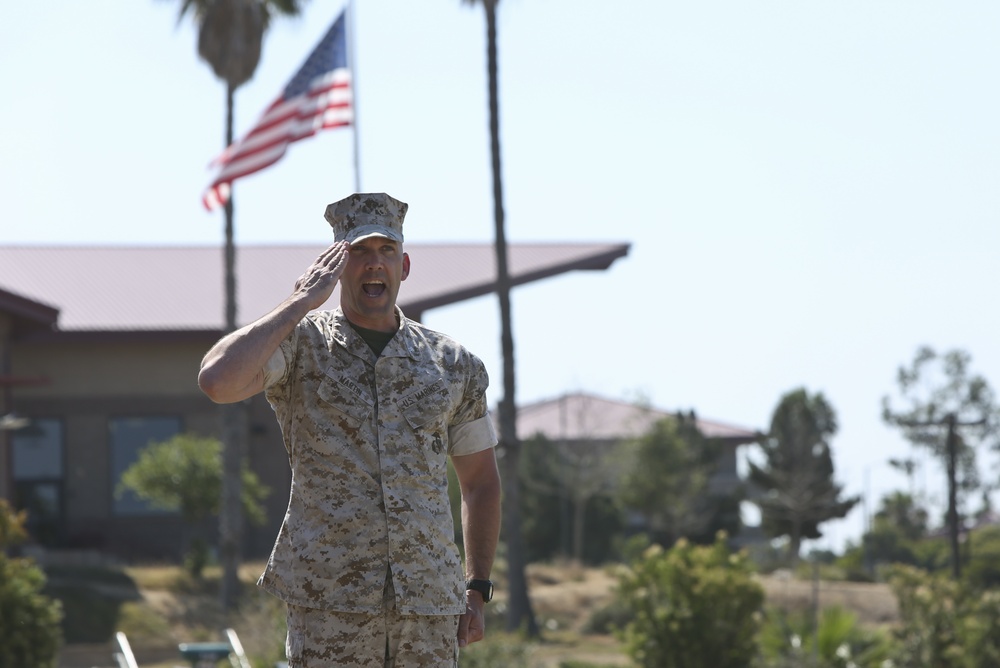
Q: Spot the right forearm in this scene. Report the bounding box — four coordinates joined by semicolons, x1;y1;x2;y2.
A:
198;294;313;403
199;241;349;403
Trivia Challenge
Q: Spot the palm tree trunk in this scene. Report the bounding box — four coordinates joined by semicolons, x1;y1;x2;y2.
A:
482;0;537;637
220;79;245;611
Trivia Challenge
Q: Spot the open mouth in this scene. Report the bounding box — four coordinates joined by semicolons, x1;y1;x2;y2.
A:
363;280;386;297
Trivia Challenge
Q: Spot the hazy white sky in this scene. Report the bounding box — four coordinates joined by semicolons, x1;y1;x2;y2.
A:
3;0;1000;551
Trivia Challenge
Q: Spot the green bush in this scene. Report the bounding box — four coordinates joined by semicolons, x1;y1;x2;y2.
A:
889;566;972;668
965;525;1000;590
0;500;63;668
962;589;1000;668
758;605;894;668
613;532;764;668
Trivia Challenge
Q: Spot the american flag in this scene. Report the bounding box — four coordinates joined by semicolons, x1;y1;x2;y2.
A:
203;10;352;210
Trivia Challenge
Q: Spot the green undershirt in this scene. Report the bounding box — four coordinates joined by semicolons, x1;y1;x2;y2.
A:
349;321;397;356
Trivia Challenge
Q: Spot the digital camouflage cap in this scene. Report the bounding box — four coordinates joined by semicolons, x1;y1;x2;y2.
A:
324;192;408;244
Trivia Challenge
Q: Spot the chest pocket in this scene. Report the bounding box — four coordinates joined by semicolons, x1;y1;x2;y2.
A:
316;373;374;428
397;378;451;431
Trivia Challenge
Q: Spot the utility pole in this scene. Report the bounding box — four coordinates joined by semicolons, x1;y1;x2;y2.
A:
944;414;960;580
900;413;985;579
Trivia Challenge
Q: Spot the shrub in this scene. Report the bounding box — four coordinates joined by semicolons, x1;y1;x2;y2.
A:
888;564;964;667
964;525;1000;590
0;500;63;668
613;532;764;668
758;605;894;668
886;563;1000;668
962;589;1000;668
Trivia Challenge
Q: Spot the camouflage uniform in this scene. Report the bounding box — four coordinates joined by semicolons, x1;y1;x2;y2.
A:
284;582;460;666
259;306;496;616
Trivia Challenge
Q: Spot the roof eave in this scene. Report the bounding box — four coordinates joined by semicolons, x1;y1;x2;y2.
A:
0;287;60;329
402;242;630;319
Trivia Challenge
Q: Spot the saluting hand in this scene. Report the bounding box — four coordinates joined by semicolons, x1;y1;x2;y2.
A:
293;241;350;311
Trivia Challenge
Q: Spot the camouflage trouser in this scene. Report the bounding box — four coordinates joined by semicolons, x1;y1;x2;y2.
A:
284;577;460;667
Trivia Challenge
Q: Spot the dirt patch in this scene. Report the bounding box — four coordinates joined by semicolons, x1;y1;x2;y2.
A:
525;562;619;633
759;573;899;626
521;562;898;630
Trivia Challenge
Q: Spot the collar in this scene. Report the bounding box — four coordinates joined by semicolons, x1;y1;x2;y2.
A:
330;307;418;361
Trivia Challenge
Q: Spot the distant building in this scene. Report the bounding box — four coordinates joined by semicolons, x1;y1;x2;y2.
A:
0;242;628;562
510;391;763;543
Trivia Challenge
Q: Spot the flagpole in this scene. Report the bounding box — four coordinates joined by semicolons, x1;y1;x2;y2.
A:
348;0;361;192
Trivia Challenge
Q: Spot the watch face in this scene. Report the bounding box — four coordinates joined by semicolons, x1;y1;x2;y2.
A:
468;579;493;602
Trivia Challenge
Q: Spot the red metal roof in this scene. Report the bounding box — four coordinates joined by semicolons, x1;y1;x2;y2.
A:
515;392;759;443
0;242;628;332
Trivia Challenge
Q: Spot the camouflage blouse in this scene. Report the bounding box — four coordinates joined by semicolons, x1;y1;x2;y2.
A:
258;307;496;615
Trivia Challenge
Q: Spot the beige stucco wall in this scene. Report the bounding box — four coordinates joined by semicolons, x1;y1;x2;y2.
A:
12;339;208;398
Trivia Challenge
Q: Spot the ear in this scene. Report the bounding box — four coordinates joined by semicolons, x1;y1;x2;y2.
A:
401;252;410;281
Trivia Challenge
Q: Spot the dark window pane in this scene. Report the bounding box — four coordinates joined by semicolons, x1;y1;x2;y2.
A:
12;418;63;481
110;417;180;516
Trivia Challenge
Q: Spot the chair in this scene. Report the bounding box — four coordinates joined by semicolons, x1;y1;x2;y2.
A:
113;631;139;668
225;628;253;668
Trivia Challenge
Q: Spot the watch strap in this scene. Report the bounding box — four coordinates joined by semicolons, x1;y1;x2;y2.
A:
465;578;494;603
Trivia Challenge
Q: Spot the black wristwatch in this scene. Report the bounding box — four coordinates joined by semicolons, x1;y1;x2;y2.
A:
466;579;494;603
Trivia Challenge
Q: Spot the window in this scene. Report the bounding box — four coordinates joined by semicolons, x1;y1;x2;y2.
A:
12;418;65;546
109;416;181;516
13;418;63;481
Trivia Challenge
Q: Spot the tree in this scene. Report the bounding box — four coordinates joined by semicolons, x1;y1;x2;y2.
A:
118;433;270;577
876;491;930;542
165;0;305;609
620;413;736;547
860;491;929;569
749;388;859;565
519;434;625;564
882;346;1000;579
461;0;537;636
0;500;63;668
614;534;764;668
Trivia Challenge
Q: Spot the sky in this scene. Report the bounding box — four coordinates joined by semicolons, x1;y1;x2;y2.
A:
3;0;1000;553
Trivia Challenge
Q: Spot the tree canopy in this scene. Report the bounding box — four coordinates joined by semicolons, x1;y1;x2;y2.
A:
749;388;859;563
118;432;269;525
882;346;1000;478
118;432;270;576
620;412;736;547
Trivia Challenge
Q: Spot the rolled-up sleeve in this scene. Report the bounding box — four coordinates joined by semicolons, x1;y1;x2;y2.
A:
262;347;288;389
449;414;498;456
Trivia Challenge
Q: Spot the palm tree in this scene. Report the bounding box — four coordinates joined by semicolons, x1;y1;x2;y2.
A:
167;0;305;610
462;0;538;636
